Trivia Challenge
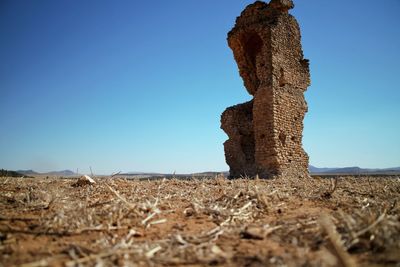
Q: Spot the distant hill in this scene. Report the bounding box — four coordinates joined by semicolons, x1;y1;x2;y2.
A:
309;165;400;175
308;166;337;173
1;169;29;177
123;172;164;176
44;170;76;176
17;170;40;176
120;171;229;178
122;167;400;177
7;167;400;178
16;169;77;177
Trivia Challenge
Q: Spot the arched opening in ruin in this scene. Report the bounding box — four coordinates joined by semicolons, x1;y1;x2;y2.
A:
239;31;263;94
241;32;263;68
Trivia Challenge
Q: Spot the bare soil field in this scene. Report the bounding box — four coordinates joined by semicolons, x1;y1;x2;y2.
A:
0;176;399;267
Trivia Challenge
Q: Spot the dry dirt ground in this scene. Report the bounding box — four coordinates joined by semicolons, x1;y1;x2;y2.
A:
0;176;399;267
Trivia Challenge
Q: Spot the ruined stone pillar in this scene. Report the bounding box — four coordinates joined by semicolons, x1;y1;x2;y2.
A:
221;0;310;179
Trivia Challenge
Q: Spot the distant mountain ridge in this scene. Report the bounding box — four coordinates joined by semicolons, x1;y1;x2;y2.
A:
309;165;400;174
5;166;400;178
1;169;30;177
124;167;400;176
17;170;39;175
17;169;77;176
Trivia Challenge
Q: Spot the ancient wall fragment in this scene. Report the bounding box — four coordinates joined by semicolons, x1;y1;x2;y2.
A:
221;0;310;178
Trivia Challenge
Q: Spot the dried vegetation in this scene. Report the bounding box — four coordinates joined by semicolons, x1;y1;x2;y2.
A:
0;175;399;266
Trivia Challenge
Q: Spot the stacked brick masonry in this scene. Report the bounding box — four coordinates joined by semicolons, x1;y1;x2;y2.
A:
221;0;310;179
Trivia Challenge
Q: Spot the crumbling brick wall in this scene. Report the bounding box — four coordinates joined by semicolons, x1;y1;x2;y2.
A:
221;0;310;178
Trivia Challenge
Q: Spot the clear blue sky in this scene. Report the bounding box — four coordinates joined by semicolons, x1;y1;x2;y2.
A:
1;0;399;174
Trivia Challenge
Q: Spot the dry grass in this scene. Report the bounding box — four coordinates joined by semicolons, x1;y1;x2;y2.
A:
0;175;399;266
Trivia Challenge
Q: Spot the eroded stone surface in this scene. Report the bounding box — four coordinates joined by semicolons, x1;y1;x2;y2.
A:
221;0;310;179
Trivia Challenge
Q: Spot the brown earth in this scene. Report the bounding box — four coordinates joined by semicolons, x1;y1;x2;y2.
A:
0;176;399;266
